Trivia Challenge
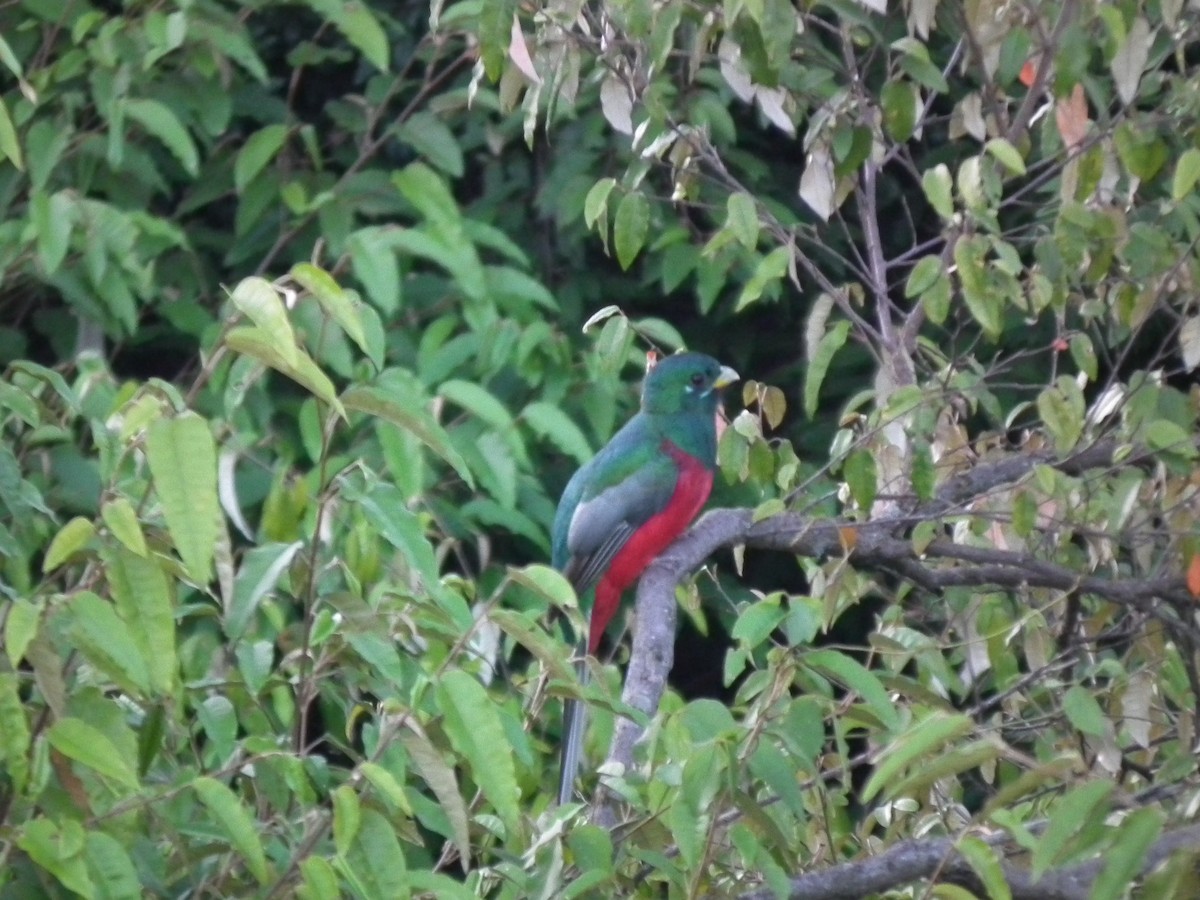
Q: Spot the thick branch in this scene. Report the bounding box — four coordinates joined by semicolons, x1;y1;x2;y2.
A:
737;823;1200;900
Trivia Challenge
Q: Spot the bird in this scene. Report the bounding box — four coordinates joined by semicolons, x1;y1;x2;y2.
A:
551;351;738;805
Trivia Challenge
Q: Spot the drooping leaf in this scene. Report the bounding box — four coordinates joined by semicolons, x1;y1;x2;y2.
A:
146;413;219;584
193;776;271;884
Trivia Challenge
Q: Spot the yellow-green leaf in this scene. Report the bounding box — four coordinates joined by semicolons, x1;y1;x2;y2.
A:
48;718;139;789
291;262;371;359
225;325;345;417
103;546;176;695
228;277;298;368
193;776;271;883
146;414;219;584
101;497;147;556
42;516;95;572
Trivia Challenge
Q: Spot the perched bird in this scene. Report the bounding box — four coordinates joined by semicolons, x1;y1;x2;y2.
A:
552;351;738;805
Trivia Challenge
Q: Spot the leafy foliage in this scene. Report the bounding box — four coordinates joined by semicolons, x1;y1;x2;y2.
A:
2;0;1200;898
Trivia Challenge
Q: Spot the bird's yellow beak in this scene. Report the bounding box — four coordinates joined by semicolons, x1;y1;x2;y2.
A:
715;365;739;389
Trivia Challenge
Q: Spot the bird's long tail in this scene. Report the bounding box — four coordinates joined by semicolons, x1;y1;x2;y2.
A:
557;656;590;806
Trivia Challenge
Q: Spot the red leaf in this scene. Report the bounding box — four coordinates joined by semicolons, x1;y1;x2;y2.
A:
1019;60;1038;87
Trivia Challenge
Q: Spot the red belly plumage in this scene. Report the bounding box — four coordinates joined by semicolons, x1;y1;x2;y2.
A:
587;441;713;653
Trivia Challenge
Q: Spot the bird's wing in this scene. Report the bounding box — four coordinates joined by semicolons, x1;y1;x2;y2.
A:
561;448;678;592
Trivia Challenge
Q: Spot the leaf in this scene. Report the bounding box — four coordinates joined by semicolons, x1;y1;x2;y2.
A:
400;722;471;866
804;649;899;730
340;808;409;896
843;449;877;511
291;263;371;358
334;1;389;72
736;245;792;311
1110;17;1152;106
146;413;220;584
226;541;303;639
1091;808;1163;900
1030;780;1113;878
799;144;836;220
478;0;518;80
342;384;474;486
437;671;521;837
985;137;1026;175
228;277;298;368
234;124;289;192
490;608;576;683
4;598;38;668
804;320;850;418
69;591;151;695
101;497;147;557
225;326;345;417
396;110;464;177
1055;83;1089;151
613;191;649;270
193;776;271;884
862;712;973;801
955;235;1003;339
85;831;142;900
880;81;917;143
103;546;176;695
0;96;23;170
1172;148;1200;202
42;516;95;572
599;73;633;134
16;819;94;898
521;400;592;464
347;226;402;314
726;192;759;250
1037;376;1086;454
956;835;1012;900
1144;418;1197;458
48;718;139;789
583;179;616;231
1062;684;1109;737
922;163;954;219
31;190;74;274
125;98;198;175
0;673;31;792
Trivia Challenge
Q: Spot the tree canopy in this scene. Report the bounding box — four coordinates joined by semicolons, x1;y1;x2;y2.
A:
1;0;1200;897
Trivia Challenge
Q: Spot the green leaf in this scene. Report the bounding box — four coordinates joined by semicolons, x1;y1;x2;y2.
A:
726;192;760;249
347;226;402;314
804;320;850;418
613;191;650;270
862;712;973;801
584;178;617;230
234;124;289;192
843;449;877;510
880;81;917;143
396;111;463;177
31;190;74;274
400;723;471;865
101;497;147;557
804;648;899;730
437;671;521;837
1062;684;1108;737
228;277;299;368
226;541;304;639
331;783;361;856
1091;808;1163;900
1144;418;1197;458
69;591;151;695
4;598;39;668
478;0;518;80
125;98;198;175
736;245;792;311
146;413;220;584
956;835;1012;900
1036;376;1086;454
1172;148;1200;202
922;163;954;219
359;761;413;814
954;235;1003;339
985;137;1027;175
16;819;94;898
103;546;176;695
291;263;371;358
490;608;576;683
0;673;31;792
42;516;95;572
334;1;389;72
521;400;592;464
85;831;142;900
193;776;271;884
342;384;474;486
340;808;409;897
225;325;346;417
48;718;140;789
1030;780;1113;878
0;95;24;170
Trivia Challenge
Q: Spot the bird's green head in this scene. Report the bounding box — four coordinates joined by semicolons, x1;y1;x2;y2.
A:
641;352;739;416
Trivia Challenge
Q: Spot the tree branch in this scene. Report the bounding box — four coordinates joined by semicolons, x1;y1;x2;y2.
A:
737;823;1200;900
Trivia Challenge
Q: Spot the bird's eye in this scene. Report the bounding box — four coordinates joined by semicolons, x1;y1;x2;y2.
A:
690;372;705;386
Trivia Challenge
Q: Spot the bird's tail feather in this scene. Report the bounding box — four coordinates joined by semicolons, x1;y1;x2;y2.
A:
557;657;590;806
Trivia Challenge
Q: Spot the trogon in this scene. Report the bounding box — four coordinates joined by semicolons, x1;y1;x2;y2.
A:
551;351;738;805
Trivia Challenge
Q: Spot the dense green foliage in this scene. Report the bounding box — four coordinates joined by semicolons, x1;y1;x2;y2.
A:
2;0;1200;897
